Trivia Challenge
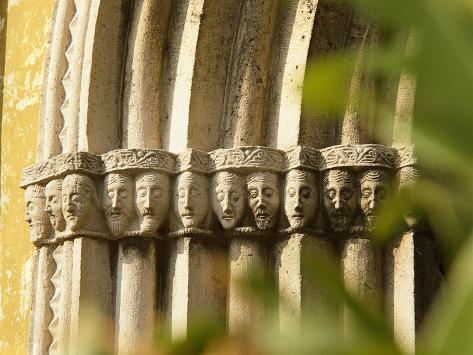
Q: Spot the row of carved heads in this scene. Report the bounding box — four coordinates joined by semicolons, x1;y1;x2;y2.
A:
24;166;395;244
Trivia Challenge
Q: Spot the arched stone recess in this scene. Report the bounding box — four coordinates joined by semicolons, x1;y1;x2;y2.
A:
23;1;441;354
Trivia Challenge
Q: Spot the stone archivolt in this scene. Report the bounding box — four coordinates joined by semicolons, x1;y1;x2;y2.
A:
21;145;416;244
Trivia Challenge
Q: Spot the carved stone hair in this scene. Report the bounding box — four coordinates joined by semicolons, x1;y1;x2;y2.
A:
246;171;278;184
359;169;392;184
211;171;243;187
26;184;46;197
322;168;355;185
105;172;131;184
136;171;170;184
285;169;316;183
63;173;99;205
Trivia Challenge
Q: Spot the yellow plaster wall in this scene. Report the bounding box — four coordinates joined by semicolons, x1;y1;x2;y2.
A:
0;0;54;353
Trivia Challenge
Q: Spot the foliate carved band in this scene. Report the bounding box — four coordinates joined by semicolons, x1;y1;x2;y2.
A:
21;145;418;245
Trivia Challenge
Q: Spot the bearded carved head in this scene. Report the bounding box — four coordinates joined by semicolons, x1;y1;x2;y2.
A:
322;169;357;232
284;169;317;229
102;173;135;237
359;169;392;229
211;172;245;230
45;179;66;232
25;184;52;243
62;174;98;233
135;172;170;235
174;172;209;229
247;172;280;230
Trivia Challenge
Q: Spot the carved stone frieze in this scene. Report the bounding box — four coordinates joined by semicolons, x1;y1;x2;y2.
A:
396;145;417;168
21;152;102;188
320;144;397;171
175;149;209;174
209;146;285;173
102;149;175;174
284;146;320;172
20;144;422;244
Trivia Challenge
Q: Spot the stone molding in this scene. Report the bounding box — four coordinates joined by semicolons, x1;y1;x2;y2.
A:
21;145;416;187
21;144;418;245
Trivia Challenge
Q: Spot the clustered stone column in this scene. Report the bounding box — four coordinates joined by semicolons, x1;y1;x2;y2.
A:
21;144;418;351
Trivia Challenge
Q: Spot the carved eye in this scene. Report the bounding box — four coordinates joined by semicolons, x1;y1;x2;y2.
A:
287;187;296;197
341;189;353;201
190;188;201;198
152;189;162;199
249;189;258;199
300;188;310;199
178;190;186;198
217;192;225;202
377;188;387;201
138;188;147;197
326;189;335;200
362;189;372;198
108;191;114;199
231;192;240;202
263;188;274;198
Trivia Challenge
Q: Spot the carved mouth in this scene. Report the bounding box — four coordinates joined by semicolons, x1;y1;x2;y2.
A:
222;214;234;220
182;214;194;219
291;214;304;219
256;212;269;219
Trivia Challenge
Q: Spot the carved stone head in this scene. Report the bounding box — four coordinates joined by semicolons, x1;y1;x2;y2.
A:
211;172;246;230
322;169;357;232
247;172;280;230
135;172;170;235
45;179;66;232
25;185;52;242
62;174;99;232
360;169;392;229
174;172;209;228
284;169;317;229
102;173;135;237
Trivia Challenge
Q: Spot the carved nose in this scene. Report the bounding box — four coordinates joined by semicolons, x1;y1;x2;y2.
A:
144;193;151;209
223;196;231;214
334;196;341;210
369;199;376;210
183;194;191;210
111;193;119;209
25;212;31;223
